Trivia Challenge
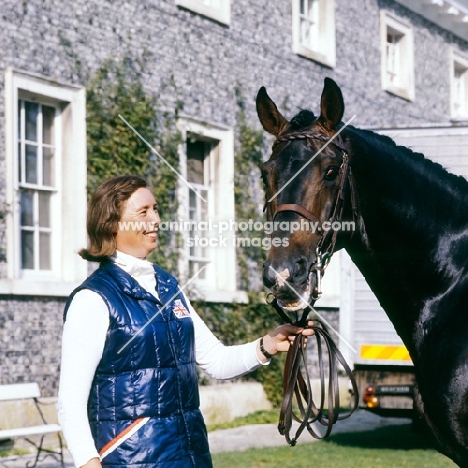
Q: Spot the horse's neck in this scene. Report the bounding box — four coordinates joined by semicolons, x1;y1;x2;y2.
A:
344;134;468;351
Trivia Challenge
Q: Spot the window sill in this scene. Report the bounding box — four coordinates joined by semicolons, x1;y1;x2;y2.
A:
175;0;230;25
383;84;415;102
450;116;468;123
0;279;80;297
293;43;336;68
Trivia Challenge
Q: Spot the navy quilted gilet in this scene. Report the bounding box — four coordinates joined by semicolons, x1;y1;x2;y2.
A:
63;261;212;467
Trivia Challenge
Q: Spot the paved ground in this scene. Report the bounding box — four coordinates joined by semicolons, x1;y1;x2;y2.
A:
208;410;411;453
0;411;411;467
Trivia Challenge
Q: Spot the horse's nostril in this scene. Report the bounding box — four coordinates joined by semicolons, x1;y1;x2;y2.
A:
294;257;308;279
262;261;276;288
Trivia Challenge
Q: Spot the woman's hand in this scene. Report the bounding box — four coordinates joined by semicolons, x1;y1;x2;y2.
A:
257;321;315;362
80;458;102;468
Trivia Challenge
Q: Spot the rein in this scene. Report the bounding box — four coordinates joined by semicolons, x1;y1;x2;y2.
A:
268;297;359;445
267;129;359;445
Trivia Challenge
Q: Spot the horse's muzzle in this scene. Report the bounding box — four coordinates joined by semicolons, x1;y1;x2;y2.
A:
262;256;313;309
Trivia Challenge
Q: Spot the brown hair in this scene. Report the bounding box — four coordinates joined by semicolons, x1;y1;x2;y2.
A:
79;175;148;262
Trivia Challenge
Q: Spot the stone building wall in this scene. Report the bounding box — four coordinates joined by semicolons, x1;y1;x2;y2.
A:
0;296;66;395
0;0;466;395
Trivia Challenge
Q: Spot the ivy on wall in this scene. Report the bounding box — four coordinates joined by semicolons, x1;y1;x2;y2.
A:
86;58;157;195
86;57;181;271
234;85;266;292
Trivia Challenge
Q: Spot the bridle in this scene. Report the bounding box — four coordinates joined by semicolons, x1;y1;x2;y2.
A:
265;129;359;445
271;129;358;301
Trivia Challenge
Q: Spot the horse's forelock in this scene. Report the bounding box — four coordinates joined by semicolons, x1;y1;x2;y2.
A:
289;109;316;131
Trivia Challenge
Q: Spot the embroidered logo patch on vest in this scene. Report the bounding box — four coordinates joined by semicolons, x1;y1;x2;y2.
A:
173;299;190;318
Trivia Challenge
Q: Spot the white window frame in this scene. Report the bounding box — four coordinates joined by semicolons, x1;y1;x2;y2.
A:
176;118;247;303
17;99;59;273
186;139;214;282
451;50;468;120
380;11;415;101
2;68;87;296
292;0;336;68
175;0;230;25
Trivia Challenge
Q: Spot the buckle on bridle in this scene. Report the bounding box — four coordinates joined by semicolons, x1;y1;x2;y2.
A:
310;248;332;300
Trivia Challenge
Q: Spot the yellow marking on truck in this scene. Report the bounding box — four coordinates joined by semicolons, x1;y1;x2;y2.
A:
360;344;411;361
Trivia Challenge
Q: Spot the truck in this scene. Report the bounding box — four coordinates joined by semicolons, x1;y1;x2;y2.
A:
321;124;468;418
348;264;416;418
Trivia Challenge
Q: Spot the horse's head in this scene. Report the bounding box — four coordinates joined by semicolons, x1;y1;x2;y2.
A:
257;78;351;311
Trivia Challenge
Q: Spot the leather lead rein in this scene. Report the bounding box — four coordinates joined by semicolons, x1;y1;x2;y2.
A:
270;298;359;445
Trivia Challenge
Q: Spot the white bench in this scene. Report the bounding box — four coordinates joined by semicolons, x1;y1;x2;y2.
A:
0;383;64;468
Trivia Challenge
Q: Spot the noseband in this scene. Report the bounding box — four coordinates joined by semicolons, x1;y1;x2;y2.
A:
271;129;357;300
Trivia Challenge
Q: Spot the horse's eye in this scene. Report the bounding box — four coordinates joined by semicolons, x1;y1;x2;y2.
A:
324;166;339;181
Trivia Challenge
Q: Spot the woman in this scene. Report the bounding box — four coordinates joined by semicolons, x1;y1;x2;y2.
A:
58;175;313;468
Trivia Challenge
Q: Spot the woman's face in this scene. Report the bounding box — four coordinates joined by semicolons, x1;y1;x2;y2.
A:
115;187;161;258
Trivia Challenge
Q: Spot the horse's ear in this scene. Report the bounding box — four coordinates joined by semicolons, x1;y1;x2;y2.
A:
256;87;288;136
319;77;344;131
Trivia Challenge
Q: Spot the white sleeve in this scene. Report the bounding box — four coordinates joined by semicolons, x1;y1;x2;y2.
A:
183;293;267;379
57;289;109;468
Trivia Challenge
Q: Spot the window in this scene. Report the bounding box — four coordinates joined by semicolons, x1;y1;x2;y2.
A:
177;119;247;303
2;69;87;296
386;30;402;86
186;139;212;279
18;100;57;271
175;0;230;25
292;0;336;68
380;12;415;101
452;51;468;119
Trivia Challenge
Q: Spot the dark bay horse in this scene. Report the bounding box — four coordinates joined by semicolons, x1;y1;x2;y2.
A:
256;77;468;467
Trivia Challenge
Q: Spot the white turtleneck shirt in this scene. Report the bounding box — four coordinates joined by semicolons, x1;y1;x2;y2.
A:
57;251;264;468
